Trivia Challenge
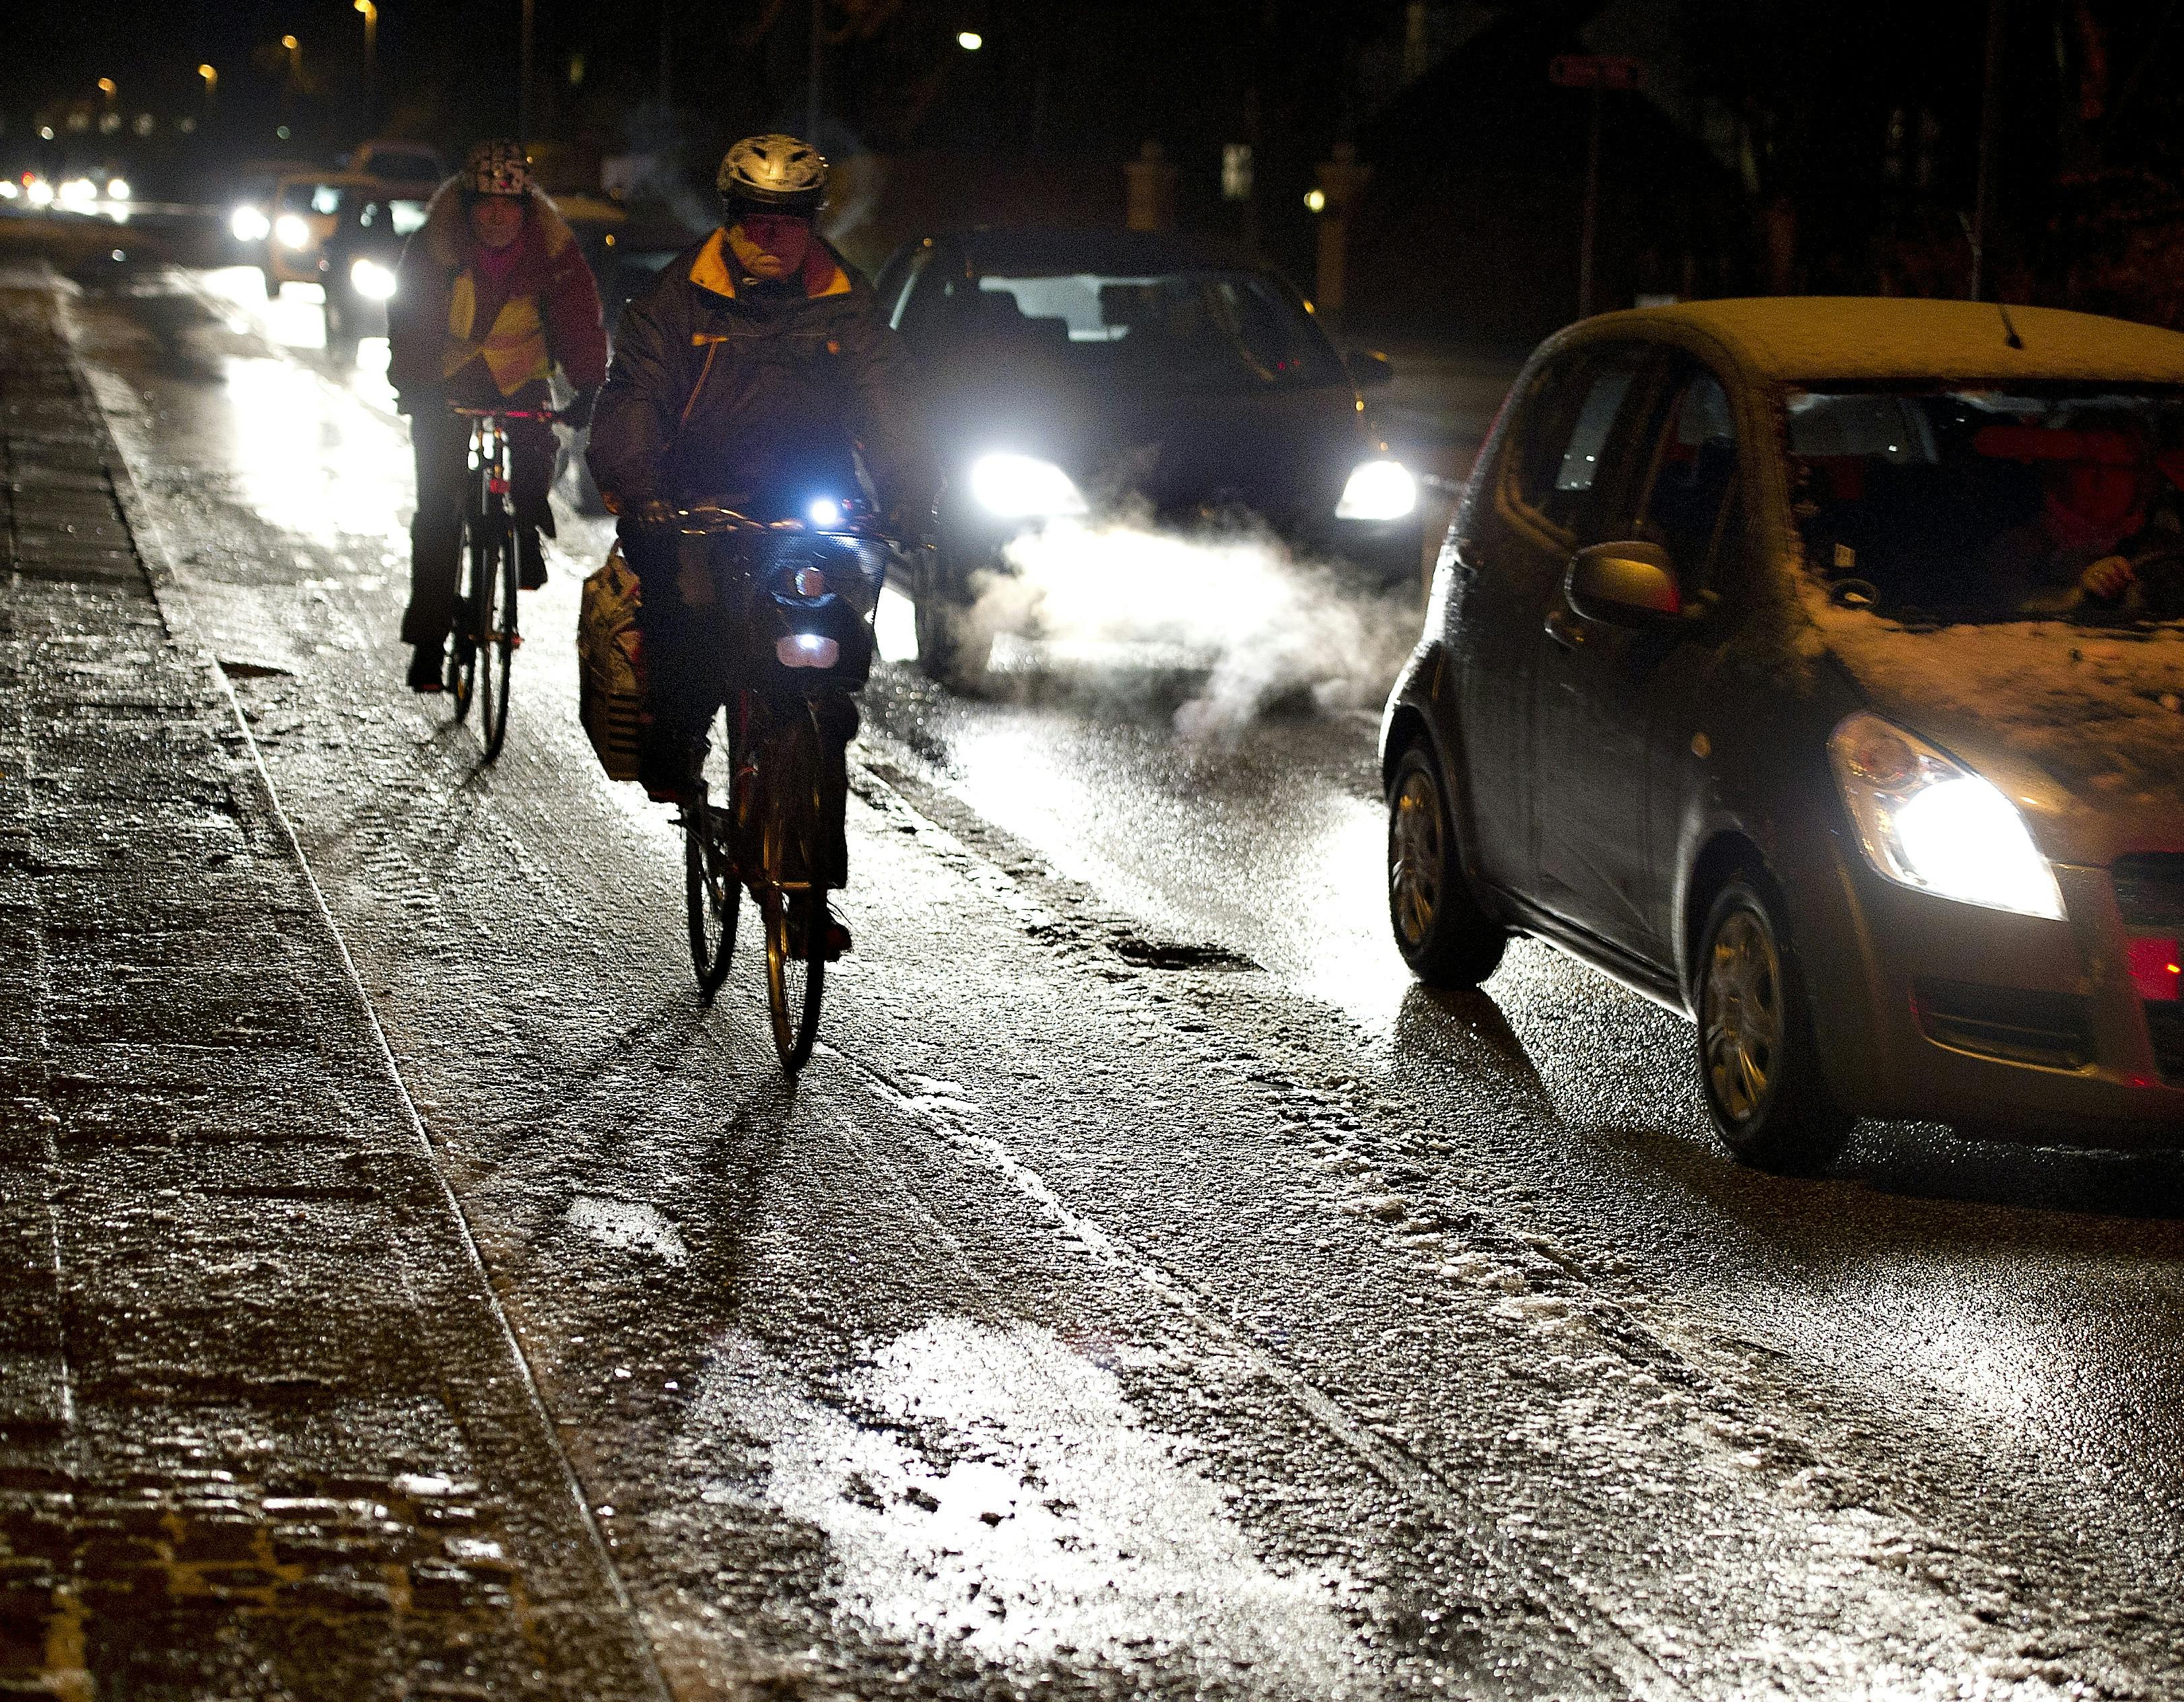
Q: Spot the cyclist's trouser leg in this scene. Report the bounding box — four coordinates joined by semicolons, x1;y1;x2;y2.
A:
402;413;469;648
625;526;722;793
510;417;557;587
812;693;859;888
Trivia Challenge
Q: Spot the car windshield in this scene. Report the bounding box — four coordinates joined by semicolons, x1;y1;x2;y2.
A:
957;269;1345;392
1785;384;2184;625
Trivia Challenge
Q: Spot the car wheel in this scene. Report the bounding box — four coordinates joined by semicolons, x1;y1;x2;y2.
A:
1387;743;1506;988
913;551;992;691
1693;877;1852;1175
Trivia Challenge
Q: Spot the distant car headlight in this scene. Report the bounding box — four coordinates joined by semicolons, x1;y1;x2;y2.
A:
26;178;55;209
969;452;1087;520
274;213;312;250
1827;712;2064;920
0;181;19;201
230;204;271;242
349;257;397;301
57;178;98;209
105;178;130;201
1336;458;1417;521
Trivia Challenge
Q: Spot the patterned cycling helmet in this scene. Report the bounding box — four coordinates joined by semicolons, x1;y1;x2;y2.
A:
716;134;827;213
464;139;533;198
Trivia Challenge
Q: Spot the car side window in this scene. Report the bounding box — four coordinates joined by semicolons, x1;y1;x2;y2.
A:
1627;366;1742;590
1502;347;1647;537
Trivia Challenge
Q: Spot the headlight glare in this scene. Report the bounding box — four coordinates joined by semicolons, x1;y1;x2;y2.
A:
1336;458;1417;521
969;452;1087;520
274;213;312;250
1827;712;2063;920
230;205;271;242
349;257;397;300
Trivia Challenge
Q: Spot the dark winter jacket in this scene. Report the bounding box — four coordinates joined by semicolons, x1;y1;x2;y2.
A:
586;227;932;516
387;179;609;407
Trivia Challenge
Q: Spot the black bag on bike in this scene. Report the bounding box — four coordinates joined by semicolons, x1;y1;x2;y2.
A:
735;531;887;696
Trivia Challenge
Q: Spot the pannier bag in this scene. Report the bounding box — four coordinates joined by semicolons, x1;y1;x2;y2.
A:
577;546;646;782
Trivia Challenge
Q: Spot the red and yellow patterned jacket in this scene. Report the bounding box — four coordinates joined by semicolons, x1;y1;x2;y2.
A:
387;178;608;407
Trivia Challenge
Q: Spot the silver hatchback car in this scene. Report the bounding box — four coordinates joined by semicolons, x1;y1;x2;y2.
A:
1381;298;2184;1171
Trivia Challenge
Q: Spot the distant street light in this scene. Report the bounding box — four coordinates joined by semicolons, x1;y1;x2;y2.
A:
198;63;217;98
958;30;983;50
1303;187;1326;212
355;1;378;101
96;77;117;102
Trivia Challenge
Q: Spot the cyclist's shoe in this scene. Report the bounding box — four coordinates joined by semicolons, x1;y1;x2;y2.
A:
407;644;445;693
517;526;548;590
788;900;852;961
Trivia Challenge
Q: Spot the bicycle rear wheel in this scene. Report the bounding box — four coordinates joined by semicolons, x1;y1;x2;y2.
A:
759;704;827;1070
685;712;742;996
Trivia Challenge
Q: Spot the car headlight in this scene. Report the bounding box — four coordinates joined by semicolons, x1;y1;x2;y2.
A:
1336;458;1417;521
230;204;271;242
58;178;98;208
274;213;312;250
1827;712;2064;920
969;452;1087;520
26;179;54;209
0;181;18;201
106;178;130;201
349;257;397;301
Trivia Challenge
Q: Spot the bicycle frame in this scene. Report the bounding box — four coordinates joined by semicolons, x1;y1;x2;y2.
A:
442;405;557;758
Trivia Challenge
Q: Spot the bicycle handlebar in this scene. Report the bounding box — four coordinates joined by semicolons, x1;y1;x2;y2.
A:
651;501;899;543
446;405;563;423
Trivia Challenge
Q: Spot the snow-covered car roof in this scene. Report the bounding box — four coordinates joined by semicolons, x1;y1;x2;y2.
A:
1598;297;2184;389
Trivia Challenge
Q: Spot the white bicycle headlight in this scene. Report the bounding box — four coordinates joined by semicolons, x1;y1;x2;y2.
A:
1336;458;1417;521
230;204;271;242
349;257;397;300
1827;712;2063;920
274;213;312;250
969;452;1087;520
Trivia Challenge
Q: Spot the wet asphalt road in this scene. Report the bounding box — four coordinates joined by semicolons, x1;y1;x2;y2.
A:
48;255;2184;1698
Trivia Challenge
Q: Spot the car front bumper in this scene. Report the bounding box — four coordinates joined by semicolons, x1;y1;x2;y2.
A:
1801;844;2184;1147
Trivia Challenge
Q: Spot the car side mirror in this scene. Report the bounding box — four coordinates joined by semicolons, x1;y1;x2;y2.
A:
1348;348;1396;389
1566;540;1685;626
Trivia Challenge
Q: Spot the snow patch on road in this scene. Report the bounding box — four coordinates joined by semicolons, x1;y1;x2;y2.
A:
687;1319;1374;1694
564;1194;689;1266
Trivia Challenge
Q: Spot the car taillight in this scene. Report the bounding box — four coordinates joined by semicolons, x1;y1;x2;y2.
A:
2127;936;2181;1002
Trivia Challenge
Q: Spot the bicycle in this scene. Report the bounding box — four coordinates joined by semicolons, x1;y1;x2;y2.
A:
444;405;558;761
660;498;897;1070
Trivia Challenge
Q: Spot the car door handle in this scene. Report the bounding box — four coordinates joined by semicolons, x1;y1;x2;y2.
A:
1542;606;1584;650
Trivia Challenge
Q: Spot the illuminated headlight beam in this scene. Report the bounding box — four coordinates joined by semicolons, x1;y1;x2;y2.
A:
1335;459;1417;521
349;257;397;301
969;452;1087;520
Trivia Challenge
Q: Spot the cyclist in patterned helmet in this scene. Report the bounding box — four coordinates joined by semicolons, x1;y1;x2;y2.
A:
388;139;609;691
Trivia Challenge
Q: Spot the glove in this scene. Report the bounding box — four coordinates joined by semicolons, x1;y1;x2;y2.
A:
2080;553;2137;600
561;385;599;432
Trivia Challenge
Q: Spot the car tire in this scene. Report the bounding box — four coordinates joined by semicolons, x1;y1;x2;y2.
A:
1693;876;1852;1176
913;551;992;691
1387;743;1506;988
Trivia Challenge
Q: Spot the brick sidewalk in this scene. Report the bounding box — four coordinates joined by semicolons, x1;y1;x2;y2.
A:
0;279;660;1699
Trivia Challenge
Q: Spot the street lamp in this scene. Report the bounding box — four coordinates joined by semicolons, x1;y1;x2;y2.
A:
957;30;983;50
355;1;377;100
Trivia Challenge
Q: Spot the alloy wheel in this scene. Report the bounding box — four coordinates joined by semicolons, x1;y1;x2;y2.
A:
1389;766;1444;949
1701;906;1783;1126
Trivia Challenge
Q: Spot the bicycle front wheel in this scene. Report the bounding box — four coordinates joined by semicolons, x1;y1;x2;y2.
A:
763;889;825;1070
475;517;516;760
759;704;827;1070
447;517;481;724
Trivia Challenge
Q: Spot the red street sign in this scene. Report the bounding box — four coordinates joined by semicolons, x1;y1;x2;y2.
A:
1550;54;1645;90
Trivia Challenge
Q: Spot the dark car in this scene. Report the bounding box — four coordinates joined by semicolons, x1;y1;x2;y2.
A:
873;226;1421;684
1381;297;2184;1172
320;191;430;354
